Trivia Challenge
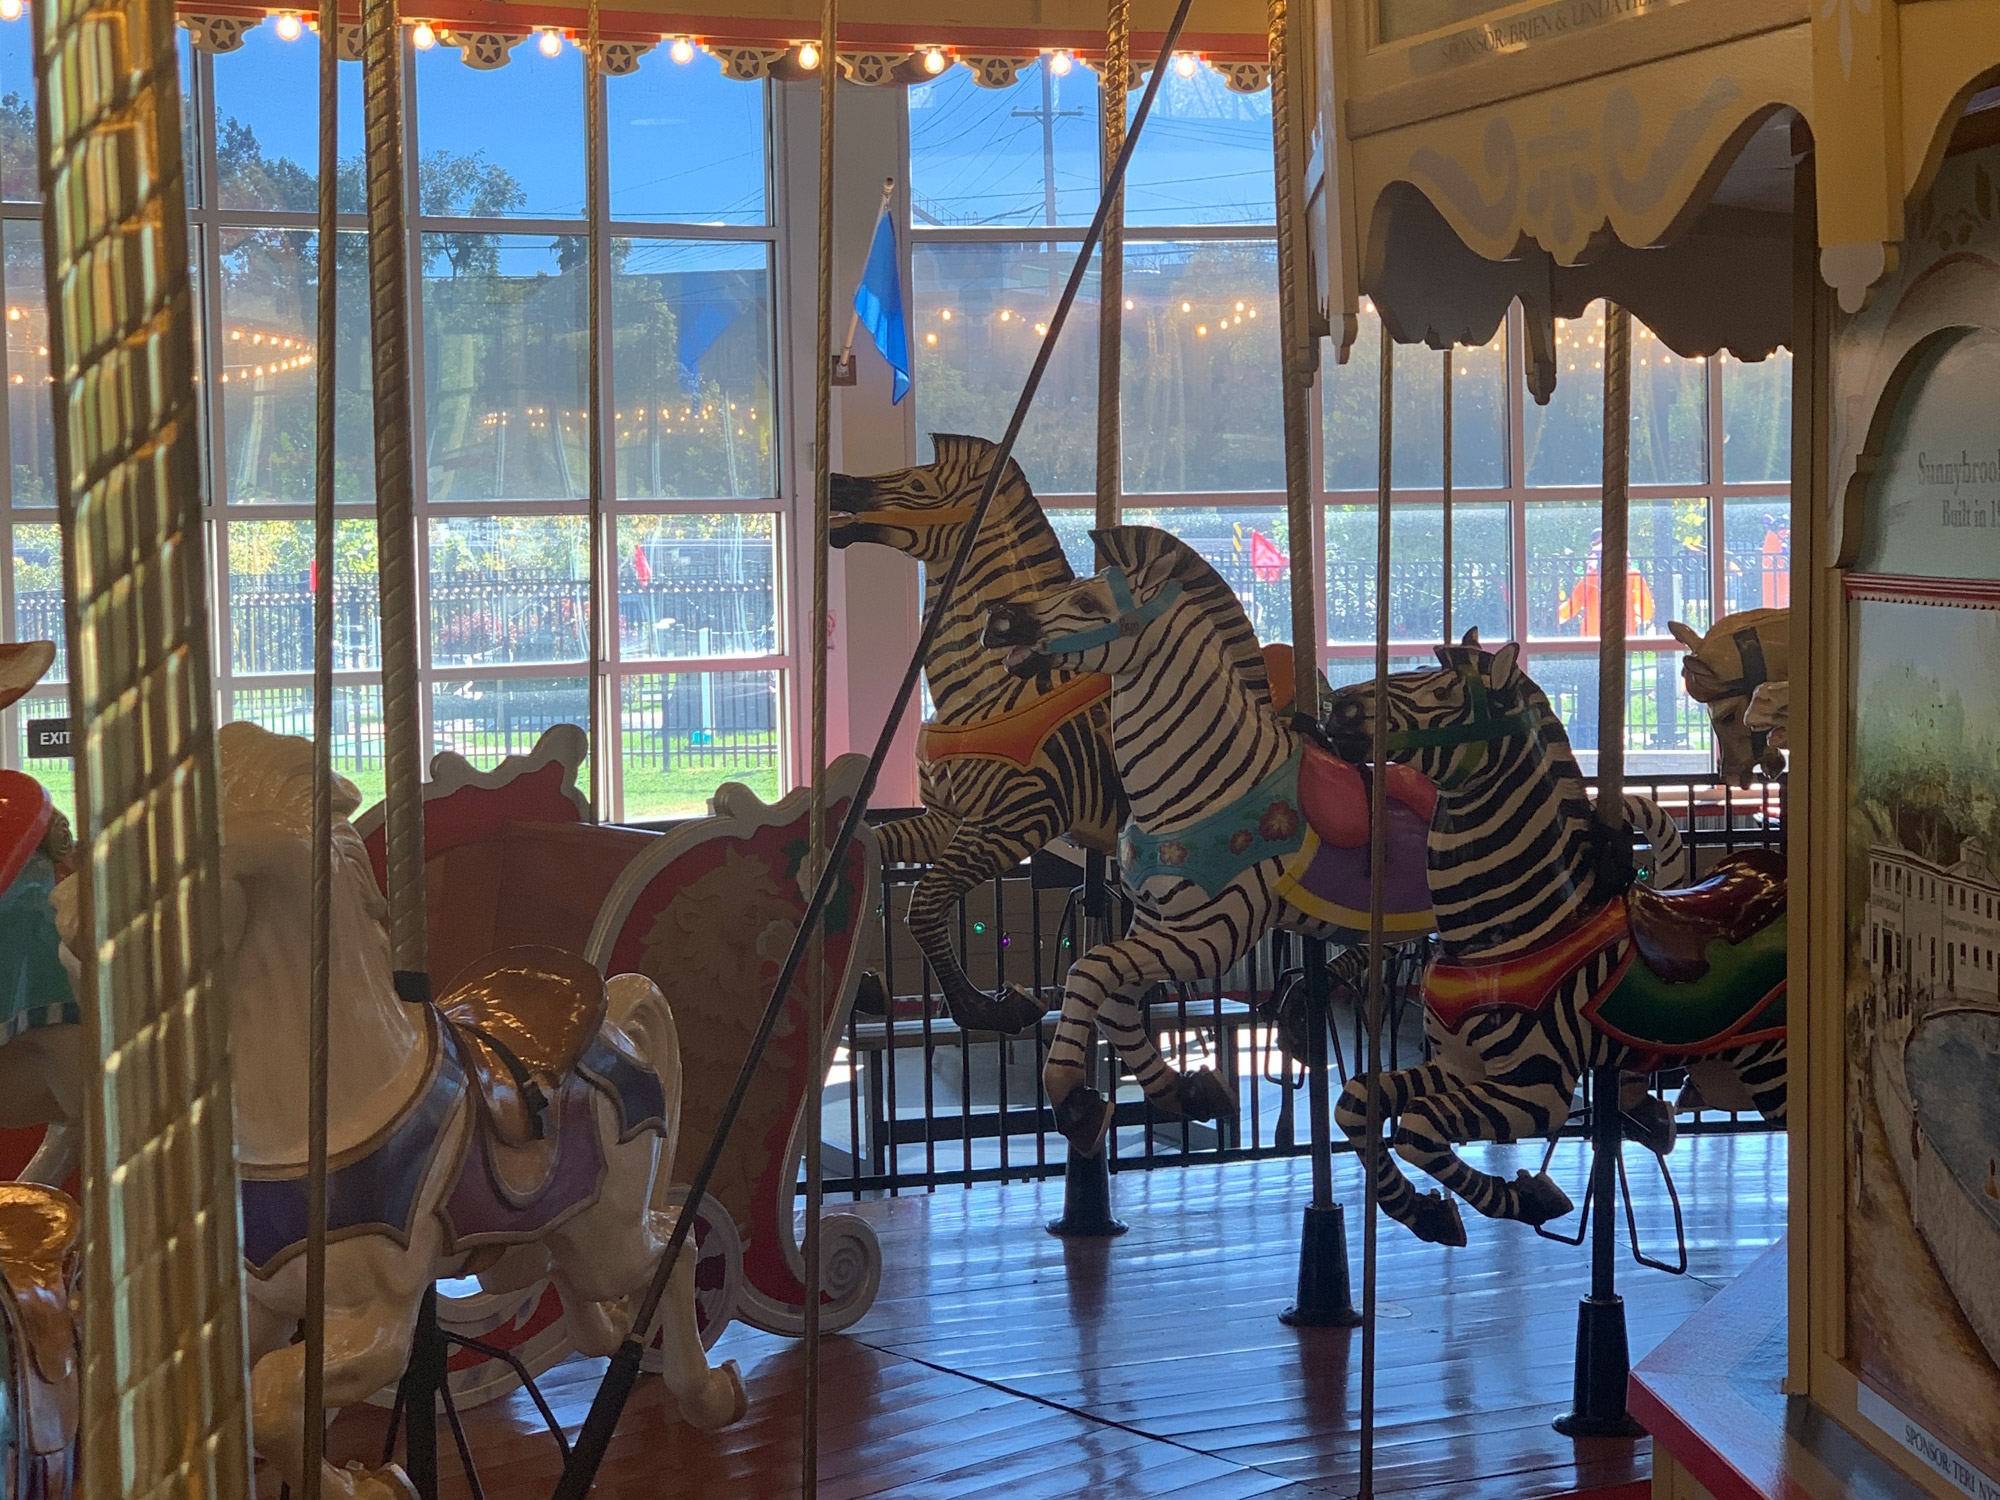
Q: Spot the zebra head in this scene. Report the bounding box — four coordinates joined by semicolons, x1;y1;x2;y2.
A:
1322;630;1539;791
828;433;1026;563
981;563;1184;679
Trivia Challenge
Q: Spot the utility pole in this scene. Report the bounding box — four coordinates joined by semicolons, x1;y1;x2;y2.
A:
1013;62;1084;227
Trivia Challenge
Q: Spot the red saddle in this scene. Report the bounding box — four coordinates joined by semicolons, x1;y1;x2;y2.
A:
1297;748;1437;848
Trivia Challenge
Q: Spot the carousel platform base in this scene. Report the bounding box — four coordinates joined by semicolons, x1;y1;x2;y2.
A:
291;1134;1783;1500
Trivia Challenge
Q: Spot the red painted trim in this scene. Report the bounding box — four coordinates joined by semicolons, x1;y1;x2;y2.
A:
1845;572;2000;609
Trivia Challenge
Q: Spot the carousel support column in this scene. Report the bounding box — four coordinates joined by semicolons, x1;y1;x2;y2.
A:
1441;350;1453;644
1555;302;1644;1440
584;0;606;820
1048;853;1128;1238
33;0;254;1484
361;0;438;1485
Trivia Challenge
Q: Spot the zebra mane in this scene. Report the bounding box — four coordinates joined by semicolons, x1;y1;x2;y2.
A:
1089;525;1272;706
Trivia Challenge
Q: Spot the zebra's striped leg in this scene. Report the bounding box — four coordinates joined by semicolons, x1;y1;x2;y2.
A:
873;804;957;868
904;822;1053;1036
1391;1077;1580;1227
1094;993;1174;1105
1335;1063;1468;1246
1682;1037;1787;1124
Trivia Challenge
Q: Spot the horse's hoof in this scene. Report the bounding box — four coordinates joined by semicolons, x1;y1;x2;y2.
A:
1412;1191;1468;1247
1515;1169;1575;1226
1173;1066;1237;1123
852;971;889;1017
993;984;1050;1036
1053;1086;1114;1158
1622;1093;1678;1157
679;1358;747;1431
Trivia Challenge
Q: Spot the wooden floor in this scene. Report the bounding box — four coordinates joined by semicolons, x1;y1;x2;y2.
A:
317;1132;1787;1500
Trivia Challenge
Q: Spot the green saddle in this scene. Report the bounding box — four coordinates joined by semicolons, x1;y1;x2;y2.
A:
1592;913;1788;1054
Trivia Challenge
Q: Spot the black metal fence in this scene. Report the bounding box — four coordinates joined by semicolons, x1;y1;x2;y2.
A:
819;774;1785;1196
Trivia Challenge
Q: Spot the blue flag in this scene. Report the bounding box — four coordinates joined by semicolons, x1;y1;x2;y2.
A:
853;211;911;404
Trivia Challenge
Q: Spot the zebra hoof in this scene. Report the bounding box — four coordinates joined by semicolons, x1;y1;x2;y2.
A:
1412;1191;1467;1247
1053;1086;1115;1158
1515;1170;1575;1226
1622;1093;1678;1157
946;986;1047;1036
1172;1066;1237;1123
852;971;889;1017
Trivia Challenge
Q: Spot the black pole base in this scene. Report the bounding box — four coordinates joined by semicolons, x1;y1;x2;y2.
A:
1552;1294;1645;1438
1280;1202;1361;1327
1046;1147;1127;1238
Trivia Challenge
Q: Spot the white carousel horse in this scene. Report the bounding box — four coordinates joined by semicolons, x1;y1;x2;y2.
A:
91;721;744;1498
1670;608;1789;786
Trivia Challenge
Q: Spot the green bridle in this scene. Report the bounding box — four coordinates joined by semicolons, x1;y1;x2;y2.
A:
1381;660;1540;789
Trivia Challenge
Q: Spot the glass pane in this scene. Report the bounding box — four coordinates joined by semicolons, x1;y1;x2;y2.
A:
218;229;374;504
1124;67;1273;227
416;40;583;218
1122;240;1279;493
1323;305;1507;491
423;236;585;502
14;694;72;816
428;516;589;667
432;676;589;773
607;49;766;224
1119;504;1297;643
912;240;1097;492
908;59;1099;229
1;14;34;201
1722;496;1792;615
227;519;381;673
1526;497;1709;640
1324;655;1440;691
612;240;775;499
1325;501;1510;644
212;21;367;212
12;525;62;677
1721;347;1792;482
1525;650;1714;765
228;681;387;809
5;221;53;506
618;514;777;661
1048;510;1095;575
620;670;780;820
1527;306;1706;486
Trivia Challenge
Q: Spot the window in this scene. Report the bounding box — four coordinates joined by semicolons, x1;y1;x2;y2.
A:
0;20;783;820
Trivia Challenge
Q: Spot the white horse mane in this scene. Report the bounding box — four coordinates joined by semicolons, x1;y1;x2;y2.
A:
216;721;383;921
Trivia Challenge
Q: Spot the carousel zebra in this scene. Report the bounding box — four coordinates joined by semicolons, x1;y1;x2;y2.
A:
1321;636;1788;1246
829;435;1272;1037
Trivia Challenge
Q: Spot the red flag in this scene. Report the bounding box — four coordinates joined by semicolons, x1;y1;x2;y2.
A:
1249;529;1287;584
308;557;317;596
632;543;652;585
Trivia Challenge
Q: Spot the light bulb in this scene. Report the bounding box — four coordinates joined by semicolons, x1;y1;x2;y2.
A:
1173;51;1197;78
797;41;819;69
0;0;22;21
923;46;947;73
538;28;562;56
670;36;694;63
275;11;302;40
1048;50;1072;76
411;20;435;47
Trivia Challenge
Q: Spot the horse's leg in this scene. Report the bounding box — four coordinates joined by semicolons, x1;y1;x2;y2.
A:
905;807;1055;1035
3;1025;82;1184
1684;1035;1787;1125
1335;1062;1469;1246
873;802;956;869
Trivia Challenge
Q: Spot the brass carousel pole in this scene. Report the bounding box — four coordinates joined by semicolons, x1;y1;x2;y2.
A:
1441;350;1453;644
303;0;343;1489
585;0;606;822
31;0;254;1488
1271;0;1359;1334
803;0;837;1487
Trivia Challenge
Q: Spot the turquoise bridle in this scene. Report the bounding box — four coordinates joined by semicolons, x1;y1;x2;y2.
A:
1381;660;1540;789
1041;566;1183;655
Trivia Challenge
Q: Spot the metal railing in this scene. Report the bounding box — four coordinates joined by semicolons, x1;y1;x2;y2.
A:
816;773;1785;1196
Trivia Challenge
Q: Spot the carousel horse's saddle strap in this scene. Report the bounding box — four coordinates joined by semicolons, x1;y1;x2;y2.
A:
1624;848;1788;985
915;672;1111;770
0;1184;80;1456
439;945;609;1148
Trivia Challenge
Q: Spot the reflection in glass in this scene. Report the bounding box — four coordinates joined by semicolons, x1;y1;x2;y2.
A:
909;61;1100;228
3;221;53;506
608;51;767;223
416;43;582;218
1525;306;1706;486
230;681;387;808
612;241;775;499
1721;348;1792;482
429;516;589;667
1526;650;1713;762
432;677;590;777
228;519;382;672
1526;498;1709;639
219;229;374;503
1322;303;1506;490
423;237;586;502
212;23;367;212
1325;502;1511;644
618;514;778;661
12;525;62;677
620;670;779;819
1124;68;1274;227
1722;496;1791;615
